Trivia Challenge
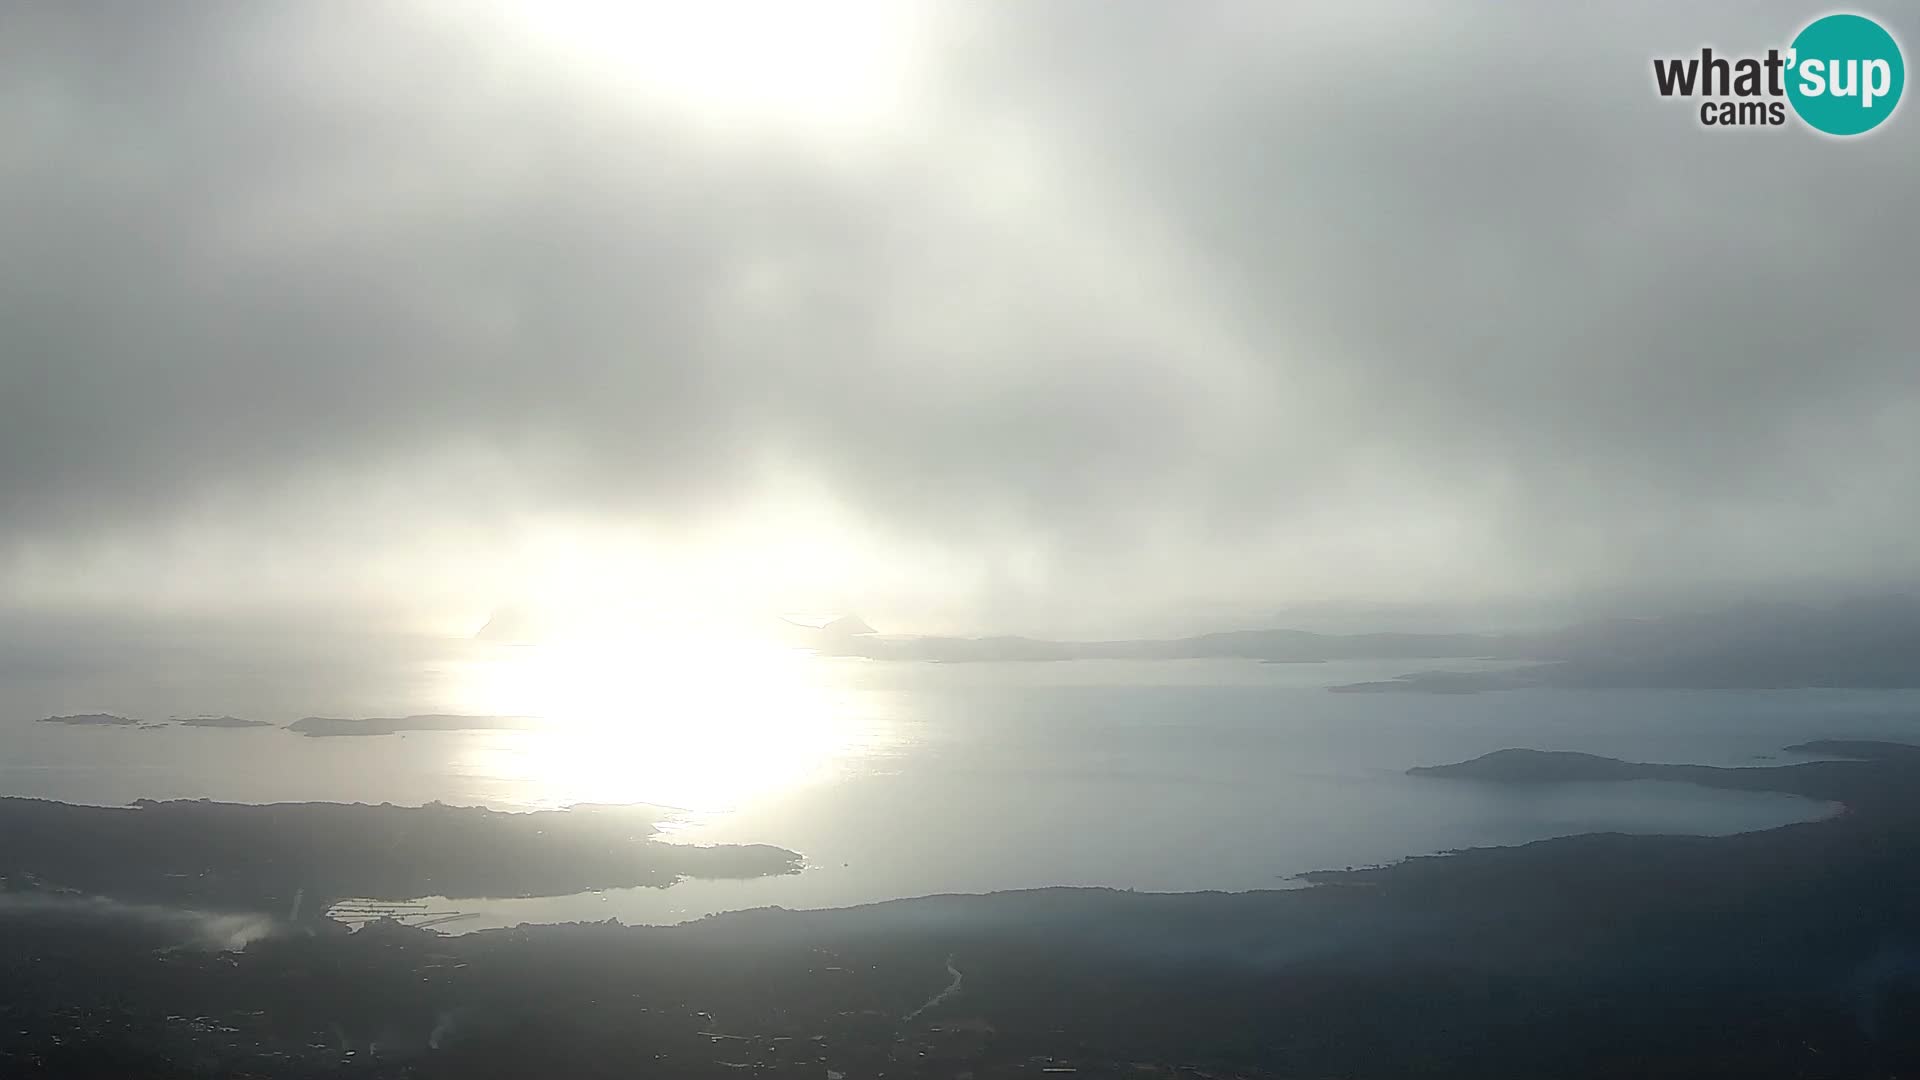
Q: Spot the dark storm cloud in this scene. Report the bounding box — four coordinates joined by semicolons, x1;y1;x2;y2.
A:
2;1;1916;622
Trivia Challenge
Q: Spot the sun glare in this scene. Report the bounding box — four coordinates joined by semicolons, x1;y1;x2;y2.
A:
446;626;876;813
488;0;928;131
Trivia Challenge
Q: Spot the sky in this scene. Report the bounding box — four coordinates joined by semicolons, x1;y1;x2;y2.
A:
2;1;1917;641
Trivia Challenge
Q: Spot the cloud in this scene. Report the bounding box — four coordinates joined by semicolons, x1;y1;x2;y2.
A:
2;1;1916;632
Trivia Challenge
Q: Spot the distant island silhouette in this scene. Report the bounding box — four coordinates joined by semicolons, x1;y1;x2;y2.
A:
175;716;274;729
804;596;1920;690
287;715;536;738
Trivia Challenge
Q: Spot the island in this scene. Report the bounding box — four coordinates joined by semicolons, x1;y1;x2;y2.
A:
1401;740;1915;804
175;716;275;729
794;597;1920;692
286;715;535;738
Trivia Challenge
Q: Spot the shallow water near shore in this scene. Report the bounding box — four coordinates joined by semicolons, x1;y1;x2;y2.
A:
5;656;1914;929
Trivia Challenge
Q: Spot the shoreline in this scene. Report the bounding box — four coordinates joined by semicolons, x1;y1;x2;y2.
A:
7;739;1920;1076
0;744;1859;932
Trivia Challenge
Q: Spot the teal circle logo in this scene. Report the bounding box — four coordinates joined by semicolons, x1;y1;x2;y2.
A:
1786;14;1905;135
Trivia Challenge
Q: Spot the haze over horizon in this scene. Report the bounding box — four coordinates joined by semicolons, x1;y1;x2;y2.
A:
4;1;1917;646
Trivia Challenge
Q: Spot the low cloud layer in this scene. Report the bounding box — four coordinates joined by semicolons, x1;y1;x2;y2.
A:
0;892;279;951
3;2;1916;634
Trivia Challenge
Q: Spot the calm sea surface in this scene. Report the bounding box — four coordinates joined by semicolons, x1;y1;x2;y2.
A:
5;652;1916;928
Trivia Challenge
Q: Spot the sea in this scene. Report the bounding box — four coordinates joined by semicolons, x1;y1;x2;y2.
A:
5;649;1917;931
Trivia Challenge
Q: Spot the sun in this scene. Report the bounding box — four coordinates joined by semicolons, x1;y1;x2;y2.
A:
445;623;873;813
476;0;929;132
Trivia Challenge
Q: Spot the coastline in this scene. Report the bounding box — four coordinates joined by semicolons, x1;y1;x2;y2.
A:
7;739;1920;1075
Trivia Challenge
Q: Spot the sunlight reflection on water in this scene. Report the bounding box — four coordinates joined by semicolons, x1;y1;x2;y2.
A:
7;658;1916;933
433;640;898;812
